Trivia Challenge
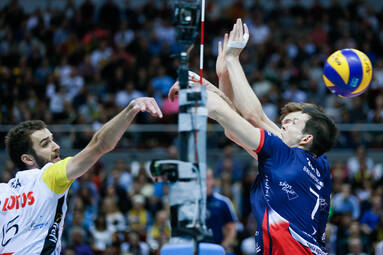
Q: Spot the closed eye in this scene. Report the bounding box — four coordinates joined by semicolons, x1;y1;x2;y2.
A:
40;136;53;147
41;141;49;148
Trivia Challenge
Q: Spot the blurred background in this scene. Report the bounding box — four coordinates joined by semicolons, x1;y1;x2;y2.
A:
1;0;383;254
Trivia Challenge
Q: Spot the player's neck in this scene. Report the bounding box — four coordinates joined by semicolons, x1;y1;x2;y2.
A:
295;145;318;157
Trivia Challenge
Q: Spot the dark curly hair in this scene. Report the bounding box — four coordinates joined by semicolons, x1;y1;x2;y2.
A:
280;102;338;156
5;120;46;170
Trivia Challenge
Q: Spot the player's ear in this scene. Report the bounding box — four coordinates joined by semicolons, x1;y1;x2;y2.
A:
21;154;36;168
300;134;313;146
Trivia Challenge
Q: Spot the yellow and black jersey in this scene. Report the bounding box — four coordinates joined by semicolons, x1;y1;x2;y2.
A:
0;157;73;255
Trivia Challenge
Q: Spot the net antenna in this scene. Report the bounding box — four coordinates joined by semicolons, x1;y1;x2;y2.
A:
149;0;224;254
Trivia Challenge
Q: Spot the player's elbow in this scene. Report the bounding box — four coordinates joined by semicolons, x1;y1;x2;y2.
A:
207;102;220;120
224;129;234;140
224;129;230;137
91;133;116;155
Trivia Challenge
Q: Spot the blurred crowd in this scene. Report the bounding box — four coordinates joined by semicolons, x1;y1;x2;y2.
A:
1;0;383;149
1;0;383;254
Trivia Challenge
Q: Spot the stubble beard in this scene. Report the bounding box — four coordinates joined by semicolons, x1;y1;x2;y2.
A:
29;149;51;168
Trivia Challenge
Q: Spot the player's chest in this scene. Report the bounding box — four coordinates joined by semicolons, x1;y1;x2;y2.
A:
0;186;37;214
264;161;325;198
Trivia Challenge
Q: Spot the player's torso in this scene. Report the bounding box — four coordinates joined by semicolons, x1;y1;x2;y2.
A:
251;150;331;254
0;170;67;255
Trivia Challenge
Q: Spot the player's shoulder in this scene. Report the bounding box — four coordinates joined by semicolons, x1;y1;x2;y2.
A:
11;162;57;184
0;168;42;196
14;168;44;183
314;154;330;172
263;129;282;141
260;129;290;151
296;150;329;168
212;192;233;206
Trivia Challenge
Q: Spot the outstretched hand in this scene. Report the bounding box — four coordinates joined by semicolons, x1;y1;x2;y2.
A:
168;71;219;102
129;97;163;118
168;71;238;113
225;18;249;59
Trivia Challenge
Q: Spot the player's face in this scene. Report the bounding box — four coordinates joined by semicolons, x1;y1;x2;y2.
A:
30;128;61;168
281;111;311;147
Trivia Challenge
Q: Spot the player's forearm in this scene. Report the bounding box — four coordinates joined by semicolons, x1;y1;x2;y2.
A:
66;104;139;180
218;72;234;103
225;56;266;123
90;104;139;154
207;91;261;150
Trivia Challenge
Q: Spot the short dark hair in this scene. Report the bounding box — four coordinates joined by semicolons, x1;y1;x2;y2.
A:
280;102;338;156
4;120;46;170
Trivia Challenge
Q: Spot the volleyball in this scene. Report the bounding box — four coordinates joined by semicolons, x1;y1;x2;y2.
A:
323;49;373;98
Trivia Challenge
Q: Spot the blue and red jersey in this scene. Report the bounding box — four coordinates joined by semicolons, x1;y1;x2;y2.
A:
250;129;331;255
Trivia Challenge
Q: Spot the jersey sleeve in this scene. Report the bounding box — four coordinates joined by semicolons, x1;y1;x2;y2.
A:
253;129;293;163
41;157;74;194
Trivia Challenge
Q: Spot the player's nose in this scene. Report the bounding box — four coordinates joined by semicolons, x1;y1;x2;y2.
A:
52;141;61;151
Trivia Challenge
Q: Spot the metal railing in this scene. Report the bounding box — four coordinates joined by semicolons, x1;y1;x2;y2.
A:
0;123;382;132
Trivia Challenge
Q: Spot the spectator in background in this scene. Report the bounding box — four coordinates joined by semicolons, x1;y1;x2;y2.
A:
121;231;149;255
206;168;238;254
325;222;338;255
247;11;270;45
339;220;370;254
114;23;135;47
90;40;112;70
90;214;113;253
360;196;382;235
214;144;244;182
368;93;383;123
151;66;175;106
372;215;383;254
333;183;360;219
154;19;176;46
347;237;368;255
70;226;94;255
114;159;133;193
115;81;144;108
146;210;170;253
103;197;126;233
282;83;307;103
332;161;348;194
347;145;376;180
376;241;383;255
127;194;152;237
61;67;84;101
373;60;383;90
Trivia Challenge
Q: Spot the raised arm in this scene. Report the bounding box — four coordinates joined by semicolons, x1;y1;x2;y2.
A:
217;33;234;102
66;97;162;180
222;19;282;138
206;90;262;159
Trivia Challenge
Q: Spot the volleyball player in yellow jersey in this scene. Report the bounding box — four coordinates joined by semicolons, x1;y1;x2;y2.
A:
0;97;162;255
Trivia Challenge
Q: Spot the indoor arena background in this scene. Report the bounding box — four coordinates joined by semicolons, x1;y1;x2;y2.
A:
1;0;383;254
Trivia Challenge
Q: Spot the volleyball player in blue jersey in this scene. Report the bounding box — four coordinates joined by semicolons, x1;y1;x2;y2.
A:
214;19;337;255
169;18;337;254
